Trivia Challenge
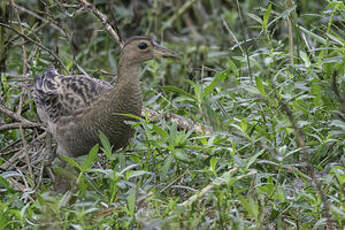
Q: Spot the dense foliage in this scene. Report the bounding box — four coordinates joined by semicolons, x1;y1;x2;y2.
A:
0;0;345;229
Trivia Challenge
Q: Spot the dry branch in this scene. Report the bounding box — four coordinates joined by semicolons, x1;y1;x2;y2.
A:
0;104;40;126
0;122;40;131
0;104;42;133
0;22;69;73
13;3;67;36
78;0;124;48
10;0;35;182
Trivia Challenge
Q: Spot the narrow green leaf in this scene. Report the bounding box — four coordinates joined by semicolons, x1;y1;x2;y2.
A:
263;4;272;29
99;131;113;159
153;124;169;139
255;75;266;96
112;113;142;121
227;59;238;76
0;176;14;193
59;154;81;170
239;196;259;220
78;174;87;196
240;118;247;133
247;13;263;25
210;157;218;173
201;70;228;98
127;170;150;179
169;122;178;145
246;149;265;169
127;187;136;217
297;25;327;44
160;155;174;181
81;144;99;172
174;149;191;163
160;85;196;100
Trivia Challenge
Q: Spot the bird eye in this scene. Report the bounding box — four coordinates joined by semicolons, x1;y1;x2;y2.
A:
138;43;148;50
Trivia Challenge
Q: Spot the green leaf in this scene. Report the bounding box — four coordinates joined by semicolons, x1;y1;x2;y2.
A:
263;4;272;29
127;187;136;217
153;124;169;139
77;174;87;196
59;154;81;170
246;149;265;169
81;144;99;172
174;149;191;163
99;131;113;159
247;13;263;25
112;113;142;121
210;157;218;173
0;176;14;193
160;155;174;181
160;85;196;100
255;75;266;96
201;70;228;98
239;196;259;220
169;122;178;145
127;170;151;179
186;79;202;101
240;118;247;133
297;25;327;44
227;59;239;76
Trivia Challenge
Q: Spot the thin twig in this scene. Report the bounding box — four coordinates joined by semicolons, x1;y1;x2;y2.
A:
0;122;40;131
0;104;41;127
0;22;69;73
78;0;124;48
13;2;67;36
11;0;27;115
10;0;35;181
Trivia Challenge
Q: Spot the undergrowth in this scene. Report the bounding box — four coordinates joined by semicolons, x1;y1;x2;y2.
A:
0;0;345;229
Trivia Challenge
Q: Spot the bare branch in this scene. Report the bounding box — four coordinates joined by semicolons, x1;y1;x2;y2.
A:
13;3;67;36
0;22;69;74
0;103;41;128
78;0;124;48
0;122;40;131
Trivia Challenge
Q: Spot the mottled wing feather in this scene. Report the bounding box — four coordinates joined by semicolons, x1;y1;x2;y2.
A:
32;65;112;123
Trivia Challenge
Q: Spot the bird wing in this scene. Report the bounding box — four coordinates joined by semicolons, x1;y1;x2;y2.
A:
32;65;113;123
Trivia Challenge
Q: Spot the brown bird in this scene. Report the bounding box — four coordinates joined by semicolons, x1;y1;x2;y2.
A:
33;36;178;157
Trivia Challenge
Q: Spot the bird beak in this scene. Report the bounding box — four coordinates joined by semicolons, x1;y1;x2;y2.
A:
152;41;180;59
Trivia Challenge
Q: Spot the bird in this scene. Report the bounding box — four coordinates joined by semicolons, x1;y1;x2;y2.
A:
32;36;179;157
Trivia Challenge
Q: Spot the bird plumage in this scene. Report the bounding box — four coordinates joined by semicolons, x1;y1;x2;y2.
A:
32;36;178;157
33;65;112;123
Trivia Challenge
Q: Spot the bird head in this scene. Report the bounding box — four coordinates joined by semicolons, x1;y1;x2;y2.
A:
121;36;179;64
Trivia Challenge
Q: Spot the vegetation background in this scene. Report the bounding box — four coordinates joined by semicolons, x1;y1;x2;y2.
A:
0;0;345;229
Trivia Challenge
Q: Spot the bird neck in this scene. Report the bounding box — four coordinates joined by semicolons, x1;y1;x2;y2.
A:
116;57;141;86
108;56;142;115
